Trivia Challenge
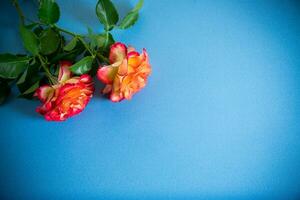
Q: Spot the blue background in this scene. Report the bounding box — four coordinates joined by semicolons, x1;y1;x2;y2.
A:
1;0;300;199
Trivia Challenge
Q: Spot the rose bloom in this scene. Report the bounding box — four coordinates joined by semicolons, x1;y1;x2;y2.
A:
35;61;94;121
97;42;151;102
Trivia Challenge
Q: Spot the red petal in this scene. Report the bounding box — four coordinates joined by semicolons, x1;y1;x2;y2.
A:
79;74;93;83
127;51;139;58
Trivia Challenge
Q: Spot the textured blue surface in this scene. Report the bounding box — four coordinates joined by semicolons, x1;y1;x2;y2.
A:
1;0;300;199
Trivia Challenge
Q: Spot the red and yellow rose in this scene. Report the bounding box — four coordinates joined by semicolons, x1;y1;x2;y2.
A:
97;42;151;102
35;61;94;121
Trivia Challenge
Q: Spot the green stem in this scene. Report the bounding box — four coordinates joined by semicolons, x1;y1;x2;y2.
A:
11;0;25;24
54;25;77;37
78;37;95;57
104;31;109;50
37;54;57;85
54;25;95;57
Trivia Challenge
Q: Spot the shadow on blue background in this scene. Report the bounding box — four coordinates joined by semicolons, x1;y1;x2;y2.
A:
0;0;300;199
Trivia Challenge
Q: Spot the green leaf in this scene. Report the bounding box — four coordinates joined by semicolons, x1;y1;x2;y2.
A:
16;64;37;85
20;25;39;55
50;40;85;64
86;27;114;52
119;12;139;29
16;67;28;85
131;0;144;12
94;34;106;48
70;56;94;75
87;27;98;49
0;54;30;79
17;63;41;99
21;81;40;95
119;0;143;29
0;80;10;105
64;37;78;51
38;0;60;24
39;28;61;55
50;47;84;64
96;0;119;31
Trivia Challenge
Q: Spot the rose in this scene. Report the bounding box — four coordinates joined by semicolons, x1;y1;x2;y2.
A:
35;61;94;121
97;42;151;102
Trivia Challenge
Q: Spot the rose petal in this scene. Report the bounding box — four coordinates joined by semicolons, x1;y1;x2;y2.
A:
35;85;55;103
142;48;149;63
137;49;151;75
128;51;140;58
109;42;127;63
79;74;93;83
117;58;128;76
128;52;141;69
65;77;80;84
102;85;112;94
110;92;123;102
58;61;72;82
97;65;118;84
36;101;53;114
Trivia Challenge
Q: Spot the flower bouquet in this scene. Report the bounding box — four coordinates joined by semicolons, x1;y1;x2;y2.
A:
0;0;151;121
